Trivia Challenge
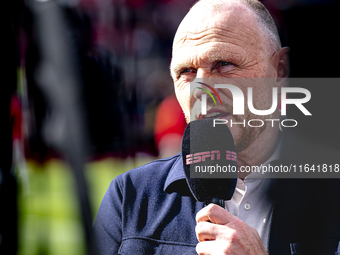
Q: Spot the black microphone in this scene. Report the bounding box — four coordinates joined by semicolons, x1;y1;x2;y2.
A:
182;119;238;207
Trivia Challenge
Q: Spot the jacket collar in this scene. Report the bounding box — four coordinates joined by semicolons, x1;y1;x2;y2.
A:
163;154;186;192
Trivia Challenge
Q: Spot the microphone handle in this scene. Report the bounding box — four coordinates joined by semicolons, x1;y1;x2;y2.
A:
204;198;225;208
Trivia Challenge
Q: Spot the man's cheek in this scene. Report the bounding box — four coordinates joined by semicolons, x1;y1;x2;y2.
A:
174;87;187;109
226;119;243;143
190;101;202;121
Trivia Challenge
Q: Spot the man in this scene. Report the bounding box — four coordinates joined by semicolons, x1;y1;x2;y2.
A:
93;0;340;254
170;0;288;178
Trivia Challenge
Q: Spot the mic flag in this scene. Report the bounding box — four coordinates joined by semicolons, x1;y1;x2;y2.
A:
181;119;238;206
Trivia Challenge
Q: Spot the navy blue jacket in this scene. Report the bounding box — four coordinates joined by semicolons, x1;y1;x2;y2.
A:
94;152;340;255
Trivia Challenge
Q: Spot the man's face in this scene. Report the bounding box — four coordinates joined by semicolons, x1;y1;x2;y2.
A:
170;3;282;156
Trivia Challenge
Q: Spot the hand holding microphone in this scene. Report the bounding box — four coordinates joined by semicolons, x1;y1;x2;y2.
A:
182;119;267;255
195;204;267;255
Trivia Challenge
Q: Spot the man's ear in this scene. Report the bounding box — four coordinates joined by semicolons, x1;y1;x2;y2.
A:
275;47;290;81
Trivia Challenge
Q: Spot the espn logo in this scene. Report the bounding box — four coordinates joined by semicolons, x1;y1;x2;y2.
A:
186;150;237;165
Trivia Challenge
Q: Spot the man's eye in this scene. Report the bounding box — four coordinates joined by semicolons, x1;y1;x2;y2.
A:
178;68;196;78
180;68;193;74
215;61;235;68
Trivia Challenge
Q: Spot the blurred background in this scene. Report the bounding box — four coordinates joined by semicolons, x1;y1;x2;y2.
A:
2;0;340;254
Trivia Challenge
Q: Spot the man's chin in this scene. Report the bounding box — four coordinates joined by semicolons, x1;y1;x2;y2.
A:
234;122;266;153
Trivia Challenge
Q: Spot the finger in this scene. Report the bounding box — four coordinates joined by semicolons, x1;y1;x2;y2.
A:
196;240;231;255
195;221;217;241
196;221;235;242
196;203;238;225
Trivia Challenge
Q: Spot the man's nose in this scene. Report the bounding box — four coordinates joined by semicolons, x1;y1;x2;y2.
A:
196;68;211;79
193;81;215;101
194;69;213;98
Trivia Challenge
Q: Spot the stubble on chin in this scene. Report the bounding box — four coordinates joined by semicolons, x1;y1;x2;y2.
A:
234;112;267;153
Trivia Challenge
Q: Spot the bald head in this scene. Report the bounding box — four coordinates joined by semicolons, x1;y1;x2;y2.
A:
190;0;281;51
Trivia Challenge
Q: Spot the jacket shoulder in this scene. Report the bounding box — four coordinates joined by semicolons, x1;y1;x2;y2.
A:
113;154;181;191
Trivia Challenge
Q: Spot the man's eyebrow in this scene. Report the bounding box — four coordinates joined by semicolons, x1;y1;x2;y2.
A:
171;62;192;77
171;53;236;76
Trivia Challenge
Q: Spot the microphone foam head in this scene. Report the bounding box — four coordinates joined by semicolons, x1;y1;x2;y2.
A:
182;119;238;202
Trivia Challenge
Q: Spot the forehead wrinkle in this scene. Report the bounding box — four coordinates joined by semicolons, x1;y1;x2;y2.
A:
171;46;244;77
174;23;263;52
174;28;236;49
